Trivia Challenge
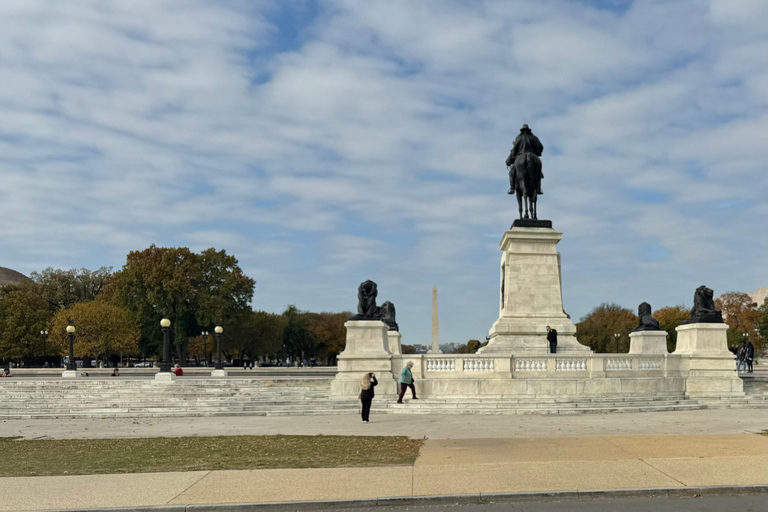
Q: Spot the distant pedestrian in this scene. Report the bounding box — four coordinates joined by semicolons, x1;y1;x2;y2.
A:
0;368;12;377
736;341;747;374
746;340;755;373
359;372;377;423
546;326;557;354
111;368;120;377
172;364;183;376
397;362;418;403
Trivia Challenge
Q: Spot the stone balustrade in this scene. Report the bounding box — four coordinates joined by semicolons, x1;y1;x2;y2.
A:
396;353;671;379
463;358;494;372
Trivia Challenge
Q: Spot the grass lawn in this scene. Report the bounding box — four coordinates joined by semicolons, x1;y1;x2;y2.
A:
0;435;423;477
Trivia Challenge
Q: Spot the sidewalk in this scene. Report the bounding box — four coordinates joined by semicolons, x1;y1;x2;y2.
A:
3;408;767;441
2;434;766;511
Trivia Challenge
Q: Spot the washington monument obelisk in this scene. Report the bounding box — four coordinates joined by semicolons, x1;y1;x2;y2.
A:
430;285;441;353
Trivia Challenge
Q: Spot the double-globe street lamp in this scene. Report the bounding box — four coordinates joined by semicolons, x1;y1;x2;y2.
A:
214;326;224;370
160;318;171;373
613;332;621;353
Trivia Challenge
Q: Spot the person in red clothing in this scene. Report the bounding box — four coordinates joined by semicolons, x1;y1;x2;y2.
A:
171;364;183;376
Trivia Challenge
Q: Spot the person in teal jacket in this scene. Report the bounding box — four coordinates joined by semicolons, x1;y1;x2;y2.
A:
397;361;418;403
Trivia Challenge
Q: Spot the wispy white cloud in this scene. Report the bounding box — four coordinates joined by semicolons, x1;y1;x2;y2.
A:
0;0;765;344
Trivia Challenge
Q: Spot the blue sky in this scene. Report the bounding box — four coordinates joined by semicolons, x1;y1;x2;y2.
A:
0;0;766;346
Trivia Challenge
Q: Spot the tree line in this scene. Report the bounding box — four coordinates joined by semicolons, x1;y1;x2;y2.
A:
0;245;350;366
574;293;767;354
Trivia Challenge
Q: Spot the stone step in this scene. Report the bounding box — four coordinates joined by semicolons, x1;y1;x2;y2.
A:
0;403;709;420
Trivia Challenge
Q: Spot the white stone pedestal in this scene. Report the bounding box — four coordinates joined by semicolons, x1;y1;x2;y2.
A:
387;331;402;356
629;330;668;354
479;226;590;355
674;323;743;397
331;320;398;397
154;372;176;382
61;370;79;379
211;369;228;377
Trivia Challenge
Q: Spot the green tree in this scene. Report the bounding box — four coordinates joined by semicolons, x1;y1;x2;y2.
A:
226;310;285;361
575;303;637;353
110;245;255;363
30;267;112;310
758;298;768;355
0;283;51;361
49;300;140;363
195;248;255;328
653;305;689;352
281;305;316;362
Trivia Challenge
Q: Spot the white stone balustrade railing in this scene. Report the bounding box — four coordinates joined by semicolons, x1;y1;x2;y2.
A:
463;359;494;372
605;358;633;371
406;354;667;378
514;358;547;372
555;358;587;372
638;358;663;370
426;359;455;372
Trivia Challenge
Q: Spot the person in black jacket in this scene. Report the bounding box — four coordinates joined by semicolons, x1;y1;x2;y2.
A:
546;326;557;354
746;341;755;373
360;373;377;423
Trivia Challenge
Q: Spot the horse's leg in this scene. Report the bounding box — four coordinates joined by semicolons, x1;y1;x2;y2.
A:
531;195;537;220
524;195;529;219
516;190;523;219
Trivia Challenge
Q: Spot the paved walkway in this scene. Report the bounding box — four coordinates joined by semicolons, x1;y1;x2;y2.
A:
1;434;766;511
2;408;766;440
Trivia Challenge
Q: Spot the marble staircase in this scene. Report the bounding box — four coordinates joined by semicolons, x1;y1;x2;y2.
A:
0;378;765;419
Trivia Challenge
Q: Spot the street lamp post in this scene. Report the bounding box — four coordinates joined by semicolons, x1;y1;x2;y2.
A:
40;330;48;367
160;318;171;373
201;331;209;367
614;333;620;353
214;326;224;370
66;325;76;371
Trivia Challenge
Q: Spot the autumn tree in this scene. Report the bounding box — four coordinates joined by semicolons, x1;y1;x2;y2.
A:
30;267;112;310
715;292;763;353
653;305;689;352
455;339;481;354
49;301;140;363
575;303;637;353
0;283;52;361
306;311;349;363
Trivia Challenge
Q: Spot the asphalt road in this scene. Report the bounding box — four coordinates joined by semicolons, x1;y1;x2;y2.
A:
333;494;766;512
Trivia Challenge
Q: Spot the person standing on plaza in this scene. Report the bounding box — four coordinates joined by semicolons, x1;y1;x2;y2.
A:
397;361;418;403
546;326;557;354
736;340;747;374
359;372;377;423
745;339;755;373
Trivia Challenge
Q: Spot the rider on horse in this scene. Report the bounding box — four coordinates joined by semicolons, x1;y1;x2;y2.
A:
506;124;544;195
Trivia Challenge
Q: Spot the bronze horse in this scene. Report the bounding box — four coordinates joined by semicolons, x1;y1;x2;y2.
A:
510;152;541;220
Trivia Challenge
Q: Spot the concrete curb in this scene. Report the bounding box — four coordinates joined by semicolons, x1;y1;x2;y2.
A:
29;485;768;512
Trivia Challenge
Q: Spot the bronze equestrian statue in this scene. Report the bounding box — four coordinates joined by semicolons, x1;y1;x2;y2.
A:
506;124;544;220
